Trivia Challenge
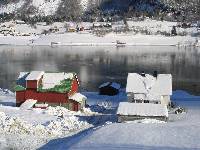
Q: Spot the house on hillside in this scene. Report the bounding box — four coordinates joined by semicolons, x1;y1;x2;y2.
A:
99;82;121;96
117;72;172;122
15;71;86;111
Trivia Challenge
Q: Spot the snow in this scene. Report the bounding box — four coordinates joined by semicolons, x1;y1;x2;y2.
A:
117;102;168;117
149;74;172;96
42;72;74;89
81;0;88;10
126;119;166;124
83;90;127;107
126;73;149;93
0;87;200;149
47;92;200;150
0;89;14;96
35;103;49;108
69;93;87;103
32;0;61;16
0;31;198;47
20;99;37;109
26;71;44;81
0;19;199;46
44;106;97;117
0;0;25;14
0;0;61;16
99;82;110;88
17;72;29;79
0;110;90;137
0;89;95;149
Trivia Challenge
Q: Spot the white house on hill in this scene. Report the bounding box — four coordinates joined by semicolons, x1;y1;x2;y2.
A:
126;73;172;107
117;72;172;122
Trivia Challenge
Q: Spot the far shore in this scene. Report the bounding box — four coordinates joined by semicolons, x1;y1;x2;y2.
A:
0;33;199;47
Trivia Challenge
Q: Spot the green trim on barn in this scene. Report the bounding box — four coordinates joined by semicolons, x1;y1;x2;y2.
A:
14;85;26;91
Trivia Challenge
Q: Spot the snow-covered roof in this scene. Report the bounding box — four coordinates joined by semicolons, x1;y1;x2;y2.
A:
149;74;172;95
26;71;45;81
69;93;87;103
117;102;168;117
20;99;37;110
126;73;155;93
42;72;74;89
126;73;172;96
99;82;121;89
99;82;110;88
111;82;121;89
18;72;29;80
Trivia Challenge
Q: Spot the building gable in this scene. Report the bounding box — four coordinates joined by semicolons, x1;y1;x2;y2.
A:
126;73;172;96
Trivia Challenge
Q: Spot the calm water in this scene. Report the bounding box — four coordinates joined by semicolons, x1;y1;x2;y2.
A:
0;45;200;95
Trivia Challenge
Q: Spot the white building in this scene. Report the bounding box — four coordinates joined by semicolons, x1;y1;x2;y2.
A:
126;73;172;107
117;102;168;122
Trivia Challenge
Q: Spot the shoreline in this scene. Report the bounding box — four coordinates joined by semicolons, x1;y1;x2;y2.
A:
0;33;199;47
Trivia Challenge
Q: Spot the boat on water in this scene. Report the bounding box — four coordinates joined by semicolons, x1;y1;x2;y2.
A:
116;40;126;47
51;42;61;47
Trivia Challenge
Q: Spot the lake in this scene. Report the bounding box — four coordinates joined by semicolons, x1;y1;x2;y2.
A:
0;45;200;95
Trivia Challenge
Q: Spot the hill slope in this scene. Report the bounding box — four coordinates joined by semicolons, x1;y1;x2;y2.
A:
0;0;199;21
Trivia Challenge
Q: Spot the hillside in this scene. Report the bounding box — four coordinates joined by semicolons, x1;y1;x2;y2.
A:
0;0;199;22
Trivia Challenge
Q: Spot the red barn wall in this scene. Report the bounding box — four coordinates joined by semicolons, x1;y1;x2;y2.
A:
25;90;68;103
68;79;79;96
16;90;82;111
26;80;38;89
16;91;25;106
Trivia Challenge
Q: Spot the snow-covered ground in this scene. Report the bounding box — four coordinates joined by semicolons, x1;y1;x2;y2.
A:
0;88;200;149
0;19;199;46
39;90;200;150
0;89;94;149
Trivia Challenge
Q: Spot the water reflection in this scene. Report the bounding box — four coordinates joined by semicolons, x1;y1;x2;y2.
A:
0;46;200;95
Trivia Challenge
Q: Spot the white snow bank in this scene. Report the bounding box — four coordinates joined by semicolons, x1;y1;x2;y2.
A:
0;111;90;137
0;88;14;96
44;106;79;116
44;106;98;116
126;119;166;124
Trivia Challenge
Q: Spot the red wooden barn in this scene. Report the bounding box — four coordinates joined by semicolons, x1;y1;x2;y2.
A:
15;71;86;111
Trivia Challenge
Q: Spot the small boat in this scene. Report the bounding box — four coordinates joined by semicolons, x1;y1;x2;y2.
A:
51;42;61;47
116;40;126;47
